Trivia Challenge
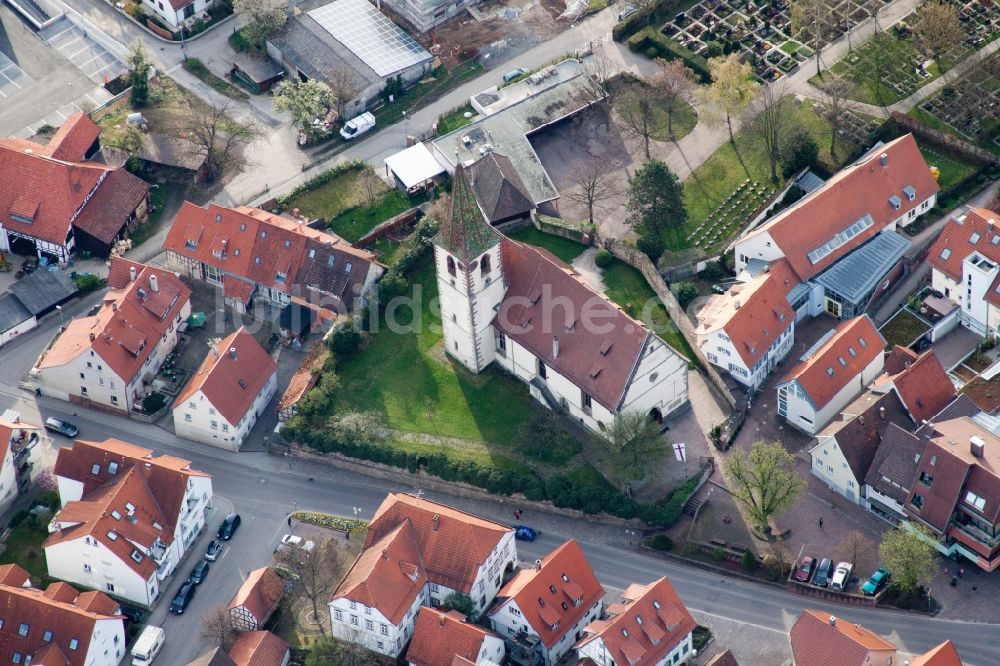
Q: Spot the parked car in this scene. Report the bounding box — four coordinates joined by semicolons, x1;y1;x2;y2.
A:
169;582;196;614
830;561;853;591
277;534;315;553
44;417;78;438
118;603;146;624
502;67;529;83
618;6;638;21
217;513;241;541
204;540;223;561
793;556;816;583
339;112;376;141
812;558;835;587
513;525;537;541
188;560;209;585
862;568;891;596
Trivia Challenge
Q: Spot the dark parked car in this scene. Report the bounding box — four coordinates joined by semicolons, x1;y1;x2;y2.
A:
793;556;816;583
189;560;209;585
169;582;196;614
513;525;537;541
205;540;223;561
44;417;78;438
812;558;835;587
862;568;891;596
117;603;146;624
217;513;241;541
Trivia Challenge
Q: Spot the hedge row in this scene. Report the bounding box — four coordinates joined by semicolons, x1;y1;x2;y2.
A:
627;27;711;83
278;160;366;205
281;419;703;529
612;0;694;42
292;511;368;533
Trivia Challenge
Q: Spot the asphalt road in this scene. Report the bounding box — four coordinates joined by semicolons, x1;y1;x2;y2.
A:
2;309;1000;665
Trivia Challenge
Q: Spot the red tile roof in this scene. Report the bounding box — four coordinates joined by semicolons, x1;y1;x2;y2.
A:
886;351;955;423
495;238;655;411
491;540;604;649
173;327;276;425
365;493;512;595
927;207;1000;282
779;316;884;409
38;259;190;383
228;631;288;666
789;610;896;666
742;134;938;281
165;203;377;312
696;259;797;368
0;576;122;666
43;113;100;162
52;438;209;539
277;344;325;414
228;568;284;627
910;640;963;666
332;522;426;624
704;650;741;666
0;565;30;588
407;608;501;666
576;577;695;666
71;168;149;245
884;345;918;375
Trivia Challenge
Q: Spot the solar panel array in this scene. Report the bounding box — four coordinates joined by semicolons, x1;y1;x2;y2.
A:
308;0;431;78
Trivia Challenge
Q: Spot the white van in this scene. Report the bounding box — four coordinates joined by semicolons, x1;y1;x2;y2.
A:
131;626;165;666
340;112;376;140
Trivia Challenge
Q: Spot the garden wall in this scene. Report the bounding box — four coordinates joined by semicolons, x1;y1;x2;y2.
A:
885;112;1000;168
355;207;422;248
145;19;172;40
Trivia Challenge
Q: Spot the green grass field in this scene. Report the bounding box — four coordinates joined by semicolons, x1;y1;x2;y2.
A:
507;227;586;264
918;145;978;192
0;521;50;584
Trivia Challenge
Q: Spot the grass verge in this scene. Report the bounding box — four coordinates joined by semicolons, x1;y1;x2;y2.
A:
182;58;249;102
507;227;587;264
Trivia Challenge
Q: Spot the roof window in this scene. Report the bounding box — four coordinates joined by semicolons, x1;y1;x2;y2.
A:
971;232;981;244
125;502;135;513
18;624;28;637
130;550;143;563
254;257;261;265
108;462;118;475
346;262;353;273
309;249;316;259
327;255;335;267
185;240;197;251
260;231;267;239
838;356;847;367
621;629;629;638
284;240;291;248
106;531;118;541
848;347;857;357
635;616;643;625
69;640;78;651
561;574;569;582
826;368;835;377
215;214;222;223
652;601;661;610
548;585;557;594
91;464;100;476
43;631;52;642
111;510;122;521
240;223;246;231
858;337;868;348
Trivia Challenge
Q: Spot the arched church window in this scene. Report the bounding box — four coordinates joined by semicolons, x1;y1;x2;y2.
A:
481;254;492;276
447;256;456;276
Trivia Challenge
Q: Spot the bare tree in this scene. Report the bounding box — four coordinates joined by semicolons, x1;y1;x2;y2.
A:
584;53;618;110
837;530;877;577
182;100;262;182
746;84;791;183
913;1;965;74
616;83;660;158
792;0;835;76
818;75;856;157
650;59;698;139
276;538;349;636
325;68;362;117
359;168;383;210
199;605;237;651
563;156;621;227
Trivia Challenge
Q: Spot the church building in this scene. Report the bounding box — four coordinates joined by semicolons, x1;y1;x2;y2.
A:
433;163;689;435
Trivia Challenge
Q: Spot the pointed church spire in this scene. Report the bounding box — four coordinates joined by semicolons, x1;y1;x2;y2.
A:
435;164;498;264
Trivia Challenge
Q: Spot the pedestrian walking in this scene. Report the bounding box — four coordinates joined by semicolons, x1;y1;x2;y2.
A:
959;567;965;578
287;515;292;527
818;517;823;528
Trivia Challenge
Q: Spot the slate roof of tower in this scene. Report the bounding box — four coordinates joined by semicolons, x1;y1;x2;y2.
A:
434;164;500;264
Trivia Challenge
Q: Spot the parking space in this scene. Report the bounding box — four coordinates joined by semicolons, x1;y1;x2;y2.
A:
40;18;124;84
0;50;32;99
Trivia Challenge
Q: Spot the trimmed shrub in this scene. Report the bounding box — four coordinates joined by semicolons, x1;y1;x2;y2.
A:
328;319;362;357
594;248;613;268
649;534;673;551
674;282;698;309
8;509;30;528
626;28;711;83
742;550;757;571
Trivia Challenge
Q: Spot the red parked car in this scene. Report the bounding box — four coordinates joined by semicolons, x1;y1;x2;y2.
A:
794;556;816;583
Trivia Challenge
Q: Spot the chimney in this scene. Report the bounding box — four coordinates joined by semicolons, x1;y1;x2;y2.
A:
432;514;440;532
734;300;741;310
229;346;237;360
859;415;865;425
381;549;388;560
971;435;986;458
129;266;137;282
879;153;888;167
149;274;159;293
534;559;542;571
829;616;837;626
89;332;96;342
439;613;447;627
552;336;560;359
111;302;117;312
879;406;886;419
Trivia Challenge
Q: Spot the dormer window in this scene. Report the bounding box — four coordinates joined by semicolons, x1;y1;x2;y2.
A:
185;240;197;250
903;185;916;201
276;272;286;284
889;195;902;210
10;214;32;224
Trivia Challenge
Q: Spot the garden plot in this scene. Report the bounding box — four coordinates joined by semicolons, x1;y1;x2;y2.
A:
918;52;1000;147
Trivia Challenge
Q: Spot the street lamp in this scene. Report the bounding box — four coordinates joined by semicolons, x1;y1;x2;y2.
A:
55;305;63;329
353;506;362;519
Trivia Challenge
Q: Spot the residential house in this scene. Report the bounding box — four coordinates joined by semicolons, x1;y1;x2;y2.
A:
406;608;505;666
776;315;885;434
229;631;290;666
903;416;1000;571
172;327;277;450
574;576;696;666
44;438;213;606
734;134;937;320
0;411;49;511
164;203;381;318
32;258;191;414
809;390;912;505
0;113;150;261
488;540;605;666
926;206;1000;336
789;610;896;666
266;0;432;118
329;493;517;658
0;269;79;348
435;164;688;436
695;259;797;391
0;565;126;666
140;0;215;33
229;567;285;632
864;395;979;523
381;0;483;32
910;641;964;666
869;347;956;425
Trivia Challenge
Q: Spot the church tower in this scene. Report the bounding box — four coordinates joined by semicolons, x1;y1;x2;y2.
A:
433;164;507;373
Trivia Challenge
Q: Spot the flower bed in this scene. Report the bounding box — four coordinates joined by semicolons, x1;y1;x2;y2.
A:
292;511;368;533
